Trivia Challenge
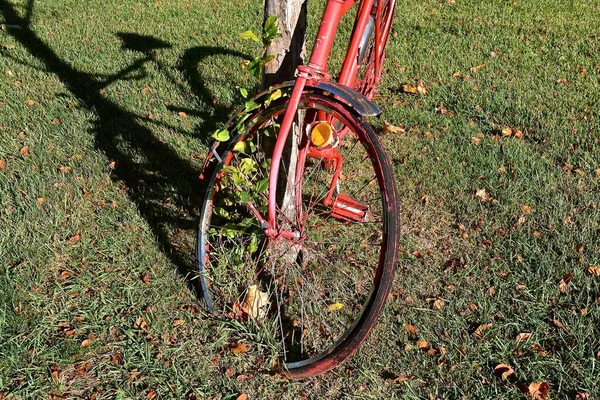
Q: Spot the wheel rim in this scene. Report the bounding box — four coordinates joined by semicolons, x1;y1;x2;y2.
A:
198;95;391;371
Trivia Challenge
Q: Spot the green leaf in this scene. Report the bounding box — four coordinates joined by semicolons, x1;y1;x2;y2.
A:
239;30;260;42
244;100;260;112
246;57;263;78
239;191;252;203
256;178;269;193
263;16;281;46
233;141;249;153
238;87;249;98
212;129;230;141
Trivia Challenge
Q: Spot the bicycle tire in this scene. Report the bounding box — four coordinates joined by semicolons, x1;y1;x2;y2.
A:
197;92;399;379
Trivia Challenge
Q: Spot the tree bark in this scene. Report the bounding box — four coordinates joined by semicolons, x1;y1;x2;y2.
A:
263;0;307;87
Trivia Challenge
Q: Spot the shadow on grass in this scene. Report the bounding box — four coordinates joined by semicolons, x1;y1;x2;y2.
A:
0;0;246;297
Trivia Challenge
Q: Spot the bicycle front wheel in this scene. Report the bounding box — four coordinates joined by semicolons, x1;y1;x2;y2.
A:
197;92;399;378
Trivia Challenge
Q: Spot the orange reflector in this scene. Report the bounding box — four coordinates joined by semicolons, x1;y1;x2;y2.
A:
310;122;333;148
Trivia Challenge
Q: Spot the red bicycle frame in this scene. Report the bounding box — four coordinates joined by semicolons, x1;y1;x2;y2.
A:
267;0;390;232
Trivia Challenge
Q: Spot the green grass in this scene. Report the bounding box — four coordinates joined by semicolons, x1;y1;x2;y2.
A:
1;0;599;398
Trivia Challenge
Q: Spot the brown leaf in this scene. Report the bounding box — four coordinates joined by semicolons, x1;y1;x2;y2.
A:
576;244;585;253
521;205;533;214
474;323;492;339
141;87;151;94
25;98;35;106
416;340;429;350
475;188;490;202
404;323;418;335
236;394;248;400
393;376;409;382
111;353;123;365
142;273;150;286
574;393;592;400
225;368;234;378
516;284;527;290
588;266;600;276
494;363;514;380
241;285;270;319
228;342;248;354
530;343;548;356
172;319;185;327
58;165;72;174
471;136;481;145
382;121;406;136
559;272;572;293
36;197;45;205
146;392;156;399
178;111;188;119
525;382;550;400
107;161;117;169
550;319;568;331
51;118;61;125
0;159;5;170
19;146;29;155
68;234;80;243
433;298;445;310
515;332;532;341
133;316;149;331
466;302;478;311
80;338;92;347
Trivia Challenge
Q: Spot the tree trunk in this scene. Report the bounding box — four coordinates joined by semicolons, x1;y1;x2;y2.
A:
263;0;307;88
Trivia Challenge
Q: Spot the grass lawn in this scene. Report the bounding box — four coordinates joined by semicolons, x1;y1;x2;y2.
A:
1;0;599;398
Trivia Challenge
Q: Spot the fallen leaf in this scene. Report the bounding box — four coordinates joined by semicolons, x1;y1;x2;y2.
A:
111;353;123;365
81;338;92;347
588;266;600;276
404;324;418;335
68;234;80;243
466;302;478;311
474;323;492;339
20;146;29;155
108;161;117;169
0;159;5;170
416;340;429;350
172;319;184;327
229;342;248;354
550;319;568;331
471;137;481;145
576;244;584;253
501;127;524;139
393;376;409;382
236;394;248;400
530;343;548;356
521;205;533;214
402;80;427;95
25;98;35;106
516;284;527;290
433;298;445;310
141;87;151;94
574;393;591;400
51;118;61;125
36;197;45;205
475;188;490;202
58;165;72;174
178;111;188;118
133;316;149;331
515;332;532;341
494;363;514;380
525;382;550;400
558;272;572;293
142;273;150;286
382;121;406;135
241;285;270;319
574;168;585;176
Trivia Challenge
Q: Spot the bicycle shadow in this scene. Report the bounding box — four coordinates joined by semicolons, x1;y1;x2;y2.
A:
0;0;247;295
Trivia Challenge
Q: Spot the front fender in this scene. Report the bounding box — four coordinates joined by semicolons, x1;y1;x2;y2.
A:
259;80;381;117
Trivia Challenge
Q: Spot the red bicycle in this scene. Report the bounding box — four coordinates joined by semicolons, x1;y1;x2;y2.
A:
198;0;398;378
